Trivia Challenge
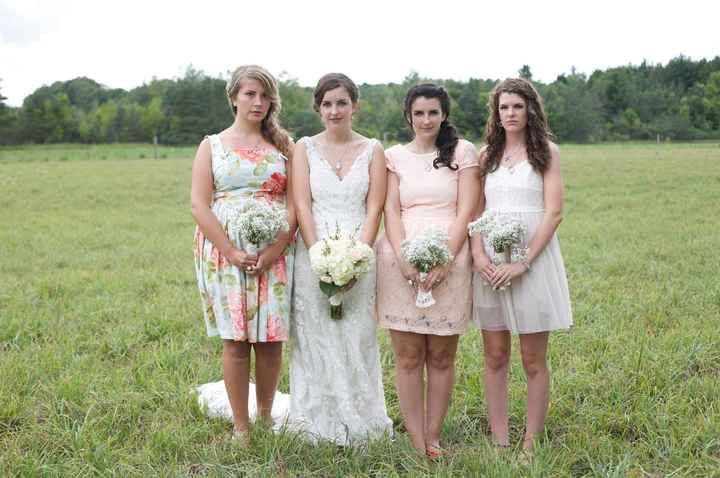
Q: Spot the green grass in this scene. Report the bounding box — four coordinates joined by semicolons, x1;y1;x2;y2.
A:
1;142;719;476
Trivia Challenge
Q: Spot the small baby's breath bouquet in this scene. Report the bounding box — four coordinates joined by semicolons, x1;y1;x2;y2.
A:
229;198;289;255
401;229;454;308
468;212;527;289
308;224;375;320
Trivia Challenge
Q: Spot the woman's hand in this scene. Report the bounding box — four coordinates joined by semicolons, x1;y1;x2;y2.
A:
490;262;528;288
399;259;420;288
420;264;451;292
473;253;496;283
227;248;258;271
248;243;284;275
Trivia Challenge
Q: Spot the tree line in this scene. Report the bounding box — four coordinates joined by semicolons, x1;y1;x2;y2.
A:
1;55;720;147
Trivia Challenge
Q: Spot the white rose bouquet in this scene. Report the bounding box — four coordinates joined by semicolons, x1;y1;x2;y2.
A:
308;226;375;320
401;229;454;308
229;198;289;255
468;212;527;289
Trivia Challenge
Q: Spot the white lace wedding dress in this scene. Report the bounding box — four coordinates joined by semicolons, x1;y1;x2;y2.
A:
196;136;392;444
288;136;392;444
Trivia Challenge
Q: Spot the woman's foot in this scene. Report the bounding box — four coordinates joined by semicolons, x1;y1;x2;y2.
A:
231;427;250;446
255;413;275;429
425;444;448;460
518;436;534;465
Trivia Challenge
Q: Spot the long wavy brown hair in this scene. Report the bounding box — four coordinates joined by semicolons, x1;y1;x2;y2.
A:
483;78;553;176
226;65;292;158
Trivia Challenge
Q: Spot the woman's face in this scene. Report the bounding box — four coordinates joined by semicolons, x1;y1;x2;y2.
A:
232;78;271;123
498;92;528;133
318;86;357;130
409;96;445;141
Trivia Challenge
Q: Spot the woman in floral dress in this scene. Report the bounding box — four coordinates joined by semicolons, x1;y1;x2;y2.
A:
191;65;295;442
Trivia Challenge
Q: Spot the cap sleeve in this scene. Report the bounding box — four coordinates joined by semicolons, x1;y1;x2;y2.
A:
456;140;479;171
385;145;398;172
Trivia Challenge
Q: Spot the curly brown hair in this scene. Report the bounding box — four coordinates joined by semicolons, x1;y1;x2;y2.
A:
226;65;292;158
483;78;553;176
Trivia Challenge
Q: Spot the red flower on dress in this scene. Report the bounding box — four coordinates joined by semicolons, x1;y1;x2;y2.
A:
272;256;288;283
194;229;205;258
260;172;287;199
228;291;247;340
234;148;264;164
258;274;269;306
266;314;288;342
210;246;227;269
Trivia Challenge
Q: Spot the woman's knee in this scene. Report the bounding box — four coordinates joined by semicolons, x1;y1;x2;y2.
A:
395;346;425;372
484;345;510;372
521;354;548;378
426;347;456;371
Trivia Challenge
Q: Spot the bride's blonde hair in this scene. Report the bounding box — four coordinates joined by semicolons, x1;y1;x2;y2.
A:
226;65;292;158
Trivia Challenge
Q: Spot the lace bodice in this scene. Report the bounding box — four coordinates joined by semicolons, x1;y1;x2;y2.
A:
301;137;376;235
484;160;545;213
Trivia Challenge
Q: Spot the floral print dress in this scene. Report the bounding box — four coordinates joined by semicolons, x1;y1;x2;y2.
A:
194;134;294;342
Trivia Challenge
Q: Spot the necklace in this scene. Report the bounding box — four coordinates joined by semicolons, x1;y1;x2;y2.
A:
408;143;438;172
502;143;526;174
321;137;353;176
229;132;263;152
422;155;436;172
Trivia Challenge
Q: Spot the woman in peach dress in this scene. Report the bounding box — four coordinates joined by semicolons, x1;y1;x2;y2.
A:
376;84;480;457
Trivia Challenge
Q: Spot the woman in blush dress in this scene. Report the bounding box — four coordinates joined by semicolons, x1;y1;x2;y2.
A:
471;78;572;455
191;65;296;443
289;73;392;444
375;84;480;457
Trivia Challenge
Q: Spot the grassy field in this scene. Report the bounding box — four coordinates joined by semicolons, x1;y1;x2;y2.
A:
1;142;719;477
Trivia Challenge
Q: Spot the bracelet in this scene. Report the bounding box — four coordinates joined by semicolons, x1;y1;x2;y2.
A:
521;259;531;271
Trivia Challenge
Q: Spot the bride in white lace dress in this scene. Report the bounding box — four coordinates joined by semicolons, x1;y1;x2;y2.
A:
290;73;392;444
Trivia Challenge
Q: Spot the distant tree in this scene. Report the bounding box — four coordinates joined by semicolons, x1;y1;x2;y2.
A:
6;57;720;146
543;72;604;142
518;65;533;81
278;75;322;139
705;71;720;130
0;79;19;144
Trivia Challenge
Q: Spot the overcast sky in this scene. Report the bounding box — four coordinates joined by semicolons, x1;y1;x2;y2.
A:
1;0;718;106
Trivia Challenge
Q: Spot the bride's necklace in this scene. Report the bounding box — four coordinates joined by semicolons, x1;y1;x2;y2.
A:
502;143;526;174
322;137;353;176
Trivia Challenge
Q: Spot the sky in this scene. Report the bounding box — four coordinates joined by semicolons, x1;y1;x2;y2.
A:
1;0;718;107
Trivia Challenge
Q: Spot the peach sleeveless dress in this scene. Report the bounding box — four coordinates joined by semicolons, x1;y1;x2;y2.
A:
375;140;478;335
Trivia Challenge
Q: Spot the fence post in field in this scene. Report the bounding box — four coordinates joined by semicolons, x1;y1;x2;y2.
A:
153;135;158;160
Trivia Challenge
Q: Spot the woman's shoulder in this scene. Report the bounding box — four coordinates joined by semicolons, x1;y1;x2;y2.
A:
456;138;477;153
384;143;405;156
548;140;560;155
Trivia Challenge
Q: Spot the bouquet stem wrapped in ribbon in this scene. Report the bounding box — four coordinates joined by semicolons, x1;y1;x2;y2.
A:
308;225;375;320
467;212;527;290
401;229;454;309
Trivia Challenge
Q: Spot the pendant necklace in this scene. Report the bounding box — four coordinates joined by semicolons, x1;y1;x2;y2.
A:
323;137;353;178
502;143;525;174
411;144;437;172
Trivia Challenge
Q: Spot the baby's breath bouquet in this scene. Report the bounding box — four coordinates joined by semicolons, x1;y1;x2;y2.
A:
308;225;375;320
468;212;527;289
401;229;454;308
229;198;289;255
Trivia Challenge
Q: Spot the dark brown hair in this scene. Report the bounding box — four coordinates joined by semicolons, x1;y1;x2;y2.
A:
483;78;553;176
403;83;459;170
313;73;359;112
226;65;292;158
